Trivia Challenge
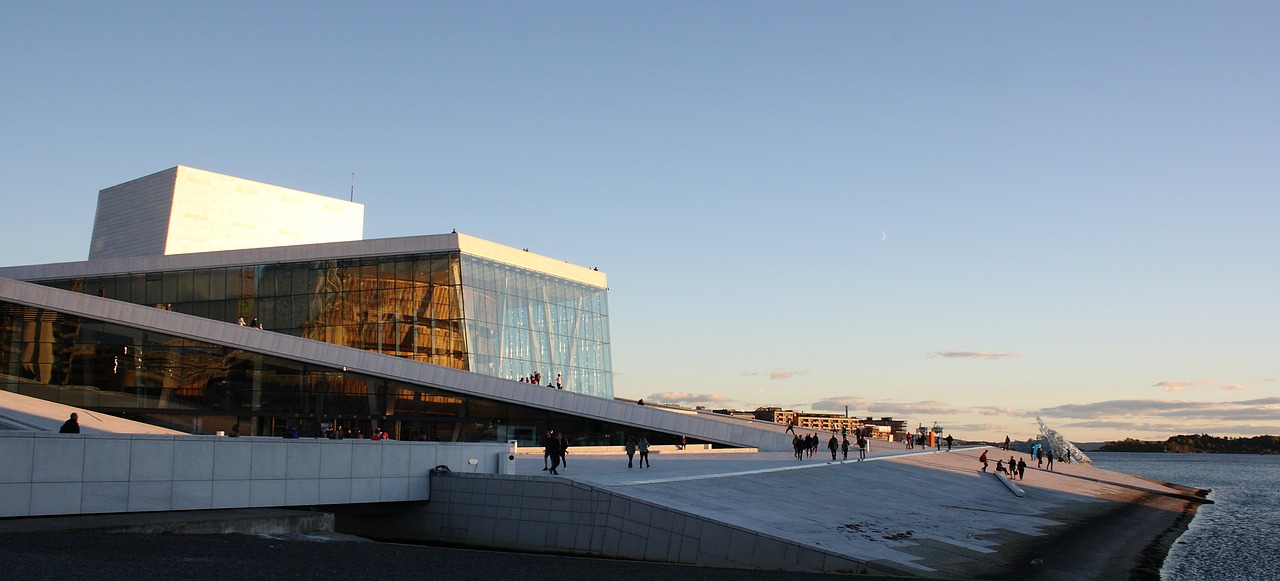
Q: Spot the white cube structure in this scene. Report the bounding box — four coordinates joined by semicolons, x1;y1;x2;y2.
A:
89;166;364;259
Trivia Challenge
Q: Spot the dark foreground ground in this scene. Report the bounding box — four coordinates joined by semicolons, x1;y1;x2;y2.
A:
0;531;938;581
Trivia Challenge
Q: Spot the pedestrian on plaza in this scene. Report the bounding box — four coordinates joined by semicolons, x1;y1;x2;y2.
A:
841;437;850;460
546;432;562;475
543;429;555;471
979;450;989;472
857;435;867;461
559;432;570;469
792;435;804;460
828;435;839;460
1016;458;1027;481
59;413;80;434
945;434;953;451
637;436;651;468
625;436;637;468
1046;451;1055;471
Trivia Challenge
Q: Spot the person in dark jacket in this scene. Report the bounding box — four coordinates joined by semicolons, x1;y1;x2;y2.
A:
59;413;80;433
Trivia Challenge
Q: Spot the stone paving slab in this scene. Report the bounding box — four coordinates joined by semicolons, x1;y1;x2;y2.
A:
516;445;1199;578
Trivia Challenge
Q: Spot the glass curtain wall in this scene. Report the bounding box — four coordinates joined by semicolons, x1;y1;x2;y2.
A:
0;300;634;446
460;255;612;397
35;252;612;397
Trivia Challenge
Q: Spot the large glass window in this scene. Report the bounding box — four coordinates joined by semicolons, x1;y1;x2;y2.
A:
459;255;612;397
32;250;611;398
0;300;639;447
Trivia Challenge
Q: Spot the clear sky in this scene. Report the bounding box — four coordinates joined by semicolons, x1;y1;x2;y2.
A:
3;2;1277;443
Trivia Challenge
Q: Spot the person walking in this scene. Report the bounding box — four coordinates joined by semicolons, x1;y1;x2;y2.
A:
979;450;989;472
857;435;867;461
841;437;850;461
637;436;651;468
625;437;637;468
559;432;570;470
543;429;555;471
945;434;953;451
1016;458;1027;481
828;435;839;460
546;433;562;475
1046;451;1055;471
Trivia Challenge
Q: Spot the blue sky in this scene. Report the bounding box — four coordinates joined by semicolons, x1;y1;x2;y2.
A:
3;2;1277;441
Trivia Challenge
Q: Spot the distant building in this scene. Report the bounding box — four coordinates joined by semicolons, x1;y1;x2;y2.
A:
672;404;912;443
711;407;909;441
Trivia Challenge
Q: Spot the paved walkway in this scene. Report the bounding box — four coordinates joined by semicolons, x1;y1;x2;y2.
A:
515;444;1202;579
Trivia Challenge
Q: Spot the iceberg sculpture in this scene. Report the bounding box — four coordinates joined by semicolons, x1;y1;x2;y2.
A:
1036;416;1092;465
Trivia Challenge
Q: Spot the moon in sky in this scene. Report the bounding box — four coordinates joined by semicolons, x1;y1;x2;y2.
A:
880;231;887;242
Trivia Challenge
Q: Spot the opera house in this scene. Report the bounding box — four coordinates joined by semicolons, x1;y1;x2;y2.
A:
0;166;786;451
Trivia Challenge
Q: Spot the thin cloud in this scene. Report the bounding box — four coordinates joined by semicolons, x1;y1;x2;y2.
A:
1038;398;1280;423
928;351;1021;360
1155;379;1247;392
974;406;1020;416
647;392;733;404
944;423;1009;433
741;369;806;380
810;397;868;411
1059;419;1280;437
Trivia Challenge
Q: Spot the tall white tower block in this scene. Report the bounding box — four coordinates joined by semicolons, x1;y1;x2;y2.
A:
89;166;364;259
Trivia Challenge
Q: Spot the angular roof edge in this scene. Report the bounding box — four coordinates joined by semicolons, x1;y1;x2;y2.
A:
0;233;607;288
0;277;783;450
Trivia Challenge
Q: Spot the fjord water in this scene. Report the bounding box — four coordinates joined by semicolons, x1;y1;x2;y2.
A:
1089;452;1280;581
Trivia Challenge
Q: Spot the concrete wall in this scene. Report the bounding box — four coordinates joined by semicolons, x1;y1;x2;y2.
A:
338;473;882;575
0;432;506;518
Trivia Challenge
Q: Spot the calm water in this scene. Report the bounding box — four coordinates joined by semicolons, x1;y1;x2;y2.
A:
1089;452;1280;581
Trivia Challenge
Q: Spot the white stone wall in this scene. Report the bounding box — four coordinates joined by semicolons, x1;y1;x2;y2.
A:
0;432;506;518
88;166;363;260
339;473;879;575
89;167;178;259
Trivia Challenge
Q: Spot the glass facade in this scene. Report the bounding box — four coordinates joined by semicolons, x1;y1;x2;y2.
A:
461;255;612;394
32;251;612;397
0;300;634;446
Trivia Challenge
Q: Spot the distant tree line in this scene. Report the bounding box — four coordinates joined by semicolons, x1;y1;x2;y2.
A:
1101;434;1280;453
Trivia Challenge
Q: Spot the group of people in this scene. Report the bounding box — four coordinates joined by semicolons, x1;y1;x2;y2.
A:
518;371;563;389
979;448;1056;480
320;426;390;440
236;316;264;329
542;429;571;474
794;433;867;461
624;436;651;468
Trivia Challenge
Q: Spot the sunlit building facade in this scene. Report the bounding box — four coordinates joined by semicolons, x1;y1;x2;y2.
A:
0;167;624;444
19;241;612;397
